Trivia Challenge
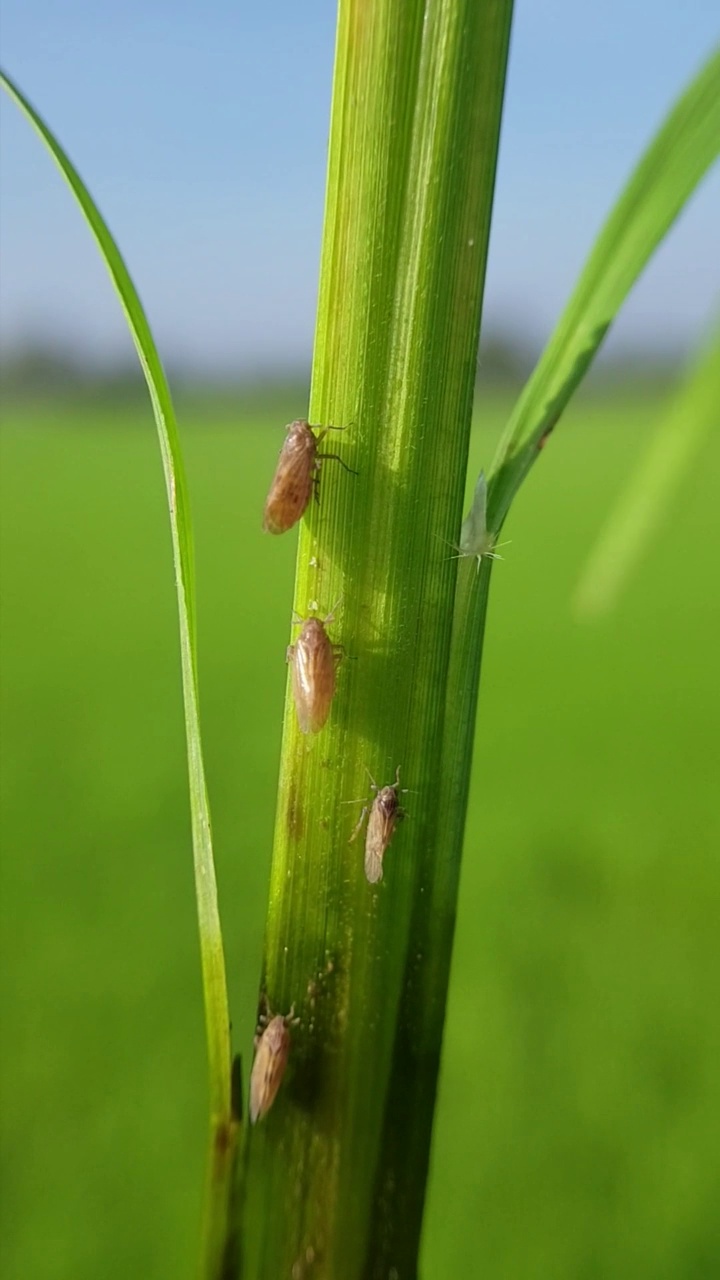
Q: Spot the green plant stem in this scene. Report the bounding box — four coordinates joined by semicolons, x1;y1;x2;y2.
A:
236;1;512;1275
363;49;720;1271
367;553;494;1273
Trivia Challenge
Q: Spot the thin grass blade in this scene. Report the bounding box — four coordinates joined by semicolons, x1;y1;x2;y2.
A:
0;69;234;1279
487;47;720;532
573;323;720;618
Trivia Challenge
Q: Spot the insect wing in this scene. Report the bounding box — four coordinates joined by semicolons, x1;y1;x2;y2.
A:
249;1015;291;1123
364;840;384;884
263;420;317;534
291;620;336;734
364;786;399;884
291;629;314;733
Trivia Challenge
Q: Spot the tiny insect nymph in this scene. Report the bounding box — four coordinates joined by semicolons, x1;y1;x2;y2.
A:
349;766;405;884
287;608;343;734
249;1005;297;1124
262;419;354;535
448;471;507;572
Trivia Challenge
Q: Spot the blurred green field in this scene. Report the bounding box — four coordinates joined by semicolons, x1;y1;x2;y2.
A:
1;391;718;1279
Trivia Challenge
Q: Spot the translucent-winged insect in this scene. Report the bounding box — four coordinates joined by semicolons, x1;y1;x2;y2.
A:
249;1004;298;1124
287;606;343;734
448;471;507;572
349;766;406;884
263;419;354;535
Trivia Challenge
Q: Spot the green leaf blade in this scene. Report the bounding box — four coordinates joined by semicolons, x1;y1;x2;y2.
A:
574;323;720;618
0;67;234;1279
488;46;720;531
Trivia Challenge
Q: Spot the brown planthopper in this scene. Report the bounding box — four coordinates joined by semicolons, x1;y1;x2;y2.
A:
262;419;355;535
287;605;344;734
349;766;406;884
249;1004;299;1124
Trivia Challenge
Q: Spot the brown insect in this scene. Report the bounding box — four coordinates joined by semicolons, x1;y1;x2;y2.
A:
262;419;354;535
249;1004;298;1124
287;607;343;734
349;767;406;884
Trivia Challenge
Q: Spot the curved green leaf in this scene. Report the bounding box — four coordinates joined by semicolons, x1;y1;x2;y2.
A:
0;68;234;1278
488;46;720;531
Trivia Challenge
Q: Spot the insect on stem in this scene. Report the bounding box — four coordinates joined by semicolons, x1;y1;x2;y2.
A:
446;470;508;571
248;1003;299;1124
262;419;356;534
348;767;406;884
287;604;344;734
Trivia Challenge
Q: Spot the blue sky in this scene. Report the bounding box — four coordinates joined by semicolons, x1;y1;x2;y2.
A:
1;1;718;373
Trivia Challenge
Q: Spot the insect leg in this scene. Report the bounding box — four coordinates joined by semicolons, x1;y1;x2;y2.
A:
364;767;378;792
317;452;358;475
348;805;369;844
332;643;346;667
315;423;352;444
